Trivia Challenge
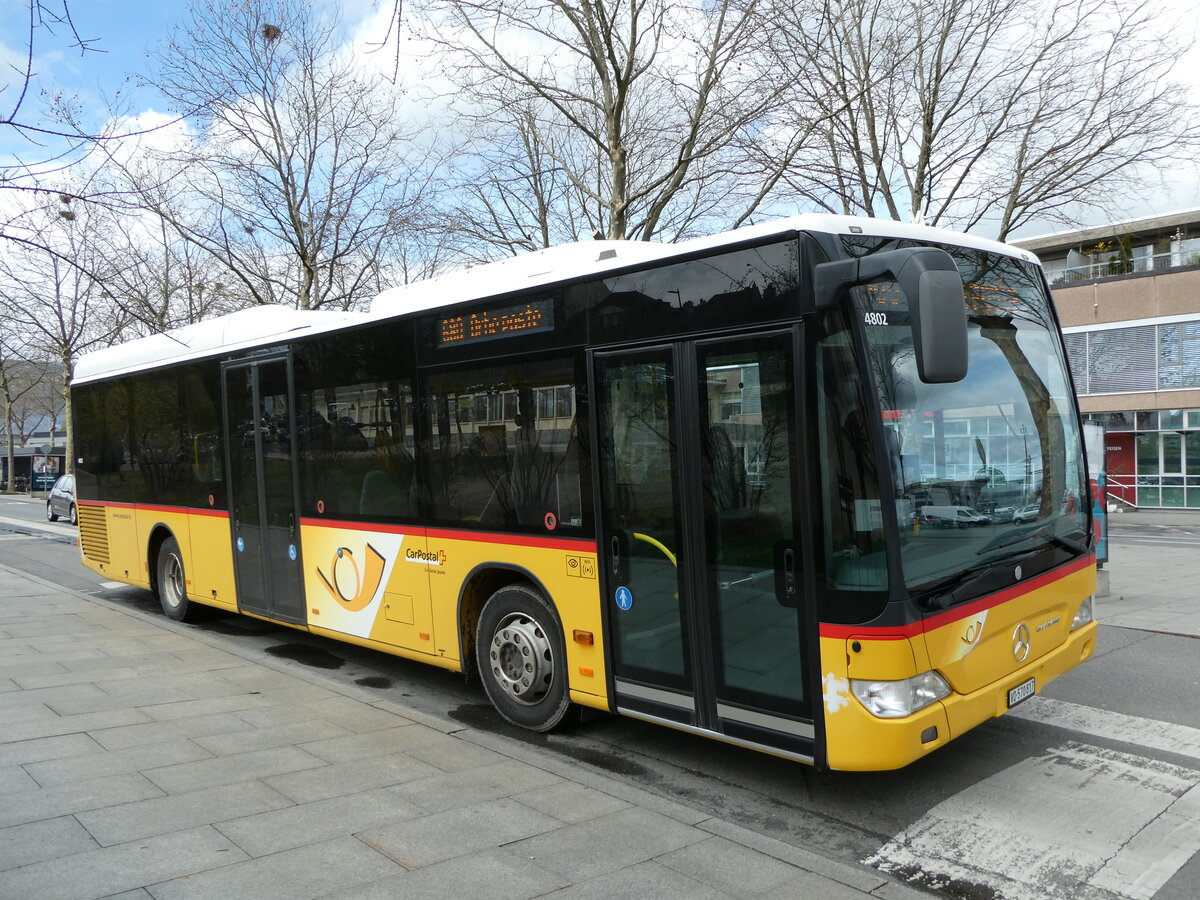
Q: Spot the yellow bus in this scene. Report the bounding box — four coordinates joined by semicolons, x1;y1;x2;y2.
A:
70;215;1097;770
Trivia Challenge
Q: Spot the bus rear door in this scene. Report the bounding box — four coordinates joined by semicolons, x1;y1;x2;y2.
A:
222;354;306;624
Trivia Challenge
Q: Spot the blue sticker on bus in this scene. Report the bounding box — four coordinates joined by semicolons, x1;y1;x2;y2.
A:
236;537;245;552
615;586;633;610
288;544;297;561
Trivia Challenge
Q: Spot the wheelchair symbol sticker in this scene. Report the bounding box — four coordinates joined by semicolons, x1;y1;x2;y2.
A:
615;586;633;611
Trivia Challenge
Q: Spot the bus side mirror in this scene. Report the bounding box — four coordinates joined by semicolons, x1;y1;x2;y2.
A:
814;247;968;384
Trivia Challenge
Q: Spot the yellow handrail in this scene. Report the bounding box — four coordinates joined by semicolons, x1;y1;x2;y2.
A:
631;531;677;567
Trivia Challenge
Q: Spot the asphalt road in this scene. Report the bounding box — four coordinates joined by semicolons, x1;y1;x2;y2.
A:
2;495;1197;900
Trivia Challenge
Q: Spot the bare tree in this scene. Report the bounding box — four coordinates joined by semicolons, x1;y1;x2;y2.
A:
0;202;129;474
1;2;159;258
95;212;250;335
2;3;91;248
418;0;802;247
0;334;52;491
769;0;1200;239
445;100;594;256
116;0;445;311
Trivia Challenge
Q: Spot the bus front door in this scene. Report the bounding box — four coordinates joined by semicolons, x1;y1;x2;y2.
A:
594;332;815;760
222;355;306;624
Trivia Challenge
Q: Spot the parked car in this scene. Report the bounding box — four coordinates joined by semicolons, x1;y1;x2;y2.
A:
46;474;77;525
920;505;991;527
988;506;1016;523
1;474;29;492
1011;504;1041;524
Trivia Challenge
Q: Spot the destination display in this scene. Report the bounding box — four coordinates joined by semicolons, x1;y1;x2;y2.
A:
439;298;555;346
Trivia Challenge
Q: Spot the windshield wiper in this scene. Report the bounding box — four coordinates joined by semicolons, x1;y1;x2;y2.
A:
977;523;1090;557
918;549;1043;612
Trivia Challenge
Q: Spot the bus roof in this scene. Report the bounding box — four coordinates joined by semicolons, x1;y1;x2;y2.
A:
72;305;369;385
368;214;1035;318
72;214;1035;385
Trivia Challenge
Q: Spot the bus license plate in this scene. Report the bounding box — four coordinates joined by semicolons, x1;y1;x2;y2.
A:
1008;677;1036;708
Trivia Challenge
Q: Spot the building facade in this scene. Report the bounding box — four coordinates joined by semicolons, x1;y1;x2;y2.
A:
1013;210;1200;509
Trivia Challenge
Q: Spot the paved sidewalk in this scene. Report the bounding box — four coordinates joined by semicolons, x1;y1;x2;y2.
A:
0;561;920;900
1100;508;1200;637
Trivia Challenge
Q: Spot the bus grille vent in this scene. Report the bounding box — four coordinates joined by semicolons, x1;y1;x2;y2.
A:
78;505;110;564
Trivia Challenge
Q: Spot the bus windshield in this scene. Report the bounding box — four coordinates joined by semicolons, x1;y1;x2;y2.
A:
849;240;1089;596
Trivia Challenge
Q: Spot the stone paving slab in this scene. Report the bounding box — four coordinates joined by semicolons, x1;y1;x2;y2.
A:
498;806;710;883
22;737;213;788
87;711;255;752
296;723;447;763
0;772;164;830
357;797;563;869
75;779;295;847
261;751;442;804
0;732;101;768
0;815;99;870
534;859;732;900
214;787;426;858
140;744;327;793
0;825;247;900
0;764;39;793
2;706;154;744
147;835;404;900
657;835;824;899
319;846;570;900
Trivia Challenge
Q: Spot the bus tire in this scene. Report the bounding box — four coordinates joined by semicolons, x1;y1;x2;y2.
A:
156;536;200;622
476;585;580;733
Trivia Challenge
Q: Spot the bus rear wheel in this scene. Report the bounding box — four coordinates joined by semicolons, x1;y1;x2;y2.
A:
156;536;201;622
476;585;579;732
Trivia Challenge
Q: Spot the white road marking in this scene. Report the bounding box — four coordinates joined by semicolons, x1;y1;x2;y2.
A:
100;581;127;590
1090;783;1200;900
1008;695;1200;764
0;514;73;533
866;741;1200;900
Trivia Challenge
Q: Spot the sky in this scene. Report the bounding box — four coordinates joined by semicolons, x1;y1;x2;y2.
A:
2;1;386;120
3;0;1200;243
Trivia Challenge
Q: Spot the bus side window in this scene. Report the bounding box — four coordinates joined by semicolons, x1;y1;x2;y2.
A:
294;332;418;523
421;356;584;533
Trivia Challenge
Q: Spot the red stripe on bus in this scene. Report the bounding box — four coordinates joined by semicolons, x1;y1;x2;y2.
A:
818;554;1096;640
425;528;597;553
299;517;413;535
300;518;596;552
77;501;228;518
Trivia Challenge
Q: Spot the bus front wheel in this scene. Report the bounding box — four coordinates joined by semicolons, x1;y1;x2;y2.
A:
156;536;201;623
476;585;580;733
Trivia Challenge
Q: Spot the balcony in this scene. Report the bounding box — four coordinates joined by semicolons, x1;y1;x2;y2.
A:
1048;238;1200;285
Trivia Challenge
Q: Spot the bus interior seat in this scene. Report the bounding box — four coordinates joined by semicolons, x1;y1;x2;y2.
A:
360;469;407;517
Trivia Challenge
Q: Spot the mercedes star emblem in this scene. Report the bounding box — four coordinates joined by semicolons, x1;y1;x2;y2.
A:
1012;623;1032;662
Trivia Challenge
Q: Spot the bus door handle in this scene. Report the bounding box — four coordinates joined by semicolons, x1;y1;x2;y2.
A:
776;544;799;608
610;531;630;583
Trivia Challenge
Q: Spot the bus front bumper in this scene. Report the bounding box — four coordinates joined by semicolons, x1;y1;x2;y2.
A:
825;621;1097;771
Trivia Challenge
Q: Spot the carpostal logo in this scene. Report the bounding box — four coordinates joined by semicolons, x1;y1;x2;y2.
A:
317;544;386;612
406;547;446;566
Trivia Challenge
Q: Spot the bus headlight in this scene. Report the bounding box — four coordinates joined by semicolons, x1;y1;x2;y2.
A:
1071;595;1095;630
851;671;951;719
